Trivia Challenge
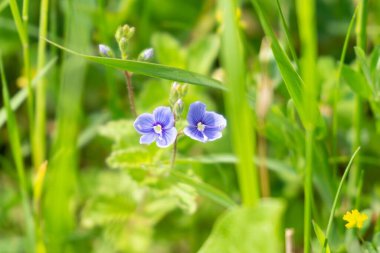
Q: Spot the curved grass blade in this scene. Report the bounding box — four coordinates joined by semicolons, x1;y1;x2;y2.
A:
324;147;361;250
1;55;35;253
0;57;57;128
170;170;237;209
275;0;299;70
45;39;226;91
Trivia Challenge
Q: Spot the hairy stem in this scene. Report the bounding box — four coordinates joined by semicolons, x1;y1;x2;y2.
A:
124;71;137;117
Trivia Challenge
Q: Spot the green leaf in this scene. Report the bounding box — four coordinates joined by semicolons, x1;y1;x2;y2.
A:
312;221;331;253
169;170;237;209
106;147;154;169
341;65;372;98
198;199;285;253
45;39;226;91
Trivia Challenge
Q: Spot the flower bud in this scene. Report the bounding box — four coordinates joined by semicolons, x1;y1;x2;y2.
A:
119;37;128;59
170;82;181;105
180;84;189;97
138;48;154;61
173;99;184;119
98;44;115;58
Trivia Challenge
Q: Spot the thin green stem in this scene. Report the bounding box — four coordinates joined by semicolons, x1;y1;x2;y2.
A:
1;56;35;253
22;0;29;22
34;0;50;169
123;71;137;117
304;130;314;253
171;136;178;169
9;0;35;166
323;147;360;251
332;6;358;171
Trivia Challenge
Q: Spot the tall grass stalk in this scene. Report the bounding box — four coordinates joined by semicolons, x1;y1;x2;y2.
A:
332;7;358;171
348;0;368;204
220;0;259;207
43;1;92;251
1;56;35;253
295;0;318;251
9;0;35;164
34;0;49;170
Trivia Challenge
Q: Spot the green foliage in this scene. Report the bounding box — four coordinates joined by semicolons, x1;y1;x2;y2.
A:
198;199;285;253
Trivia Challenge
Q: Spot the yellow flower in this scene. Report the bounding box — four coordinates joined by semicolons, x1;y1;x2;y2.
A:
343;209;368;229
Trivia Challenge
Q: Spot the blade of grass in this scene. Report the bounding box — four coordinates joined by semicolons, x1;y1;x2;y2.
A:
0;0;9;13
250;0;320;129
332;7;358;170
1;55;35;253
0;57;57;128
170;170;237;209
45;39;226;91
275;0;299;70
324;147;360;250
33;0;50;170
219;0;259;207
348;0;368;205
295;0;319;251
43;1;93;251
9;0;34;172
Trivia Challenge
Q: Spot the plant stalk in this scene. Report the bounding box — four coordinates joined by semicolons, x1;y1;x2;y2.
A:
124;71;137;117
34;0;50;170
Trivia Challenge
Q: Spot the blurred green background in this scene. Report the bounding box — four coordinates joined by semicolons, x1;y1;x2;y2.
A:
1;0;380;252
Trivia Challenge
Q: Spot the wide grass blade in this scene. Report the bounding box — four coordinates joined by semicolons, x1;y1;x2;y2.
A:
0;57;57;128
45;39;226;91
219;0;259;206
1;55;35;253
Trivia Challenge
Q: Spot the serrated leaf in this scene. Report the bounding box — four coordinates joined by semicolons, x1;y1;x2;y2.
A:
342;65;372;98
46;39;226;91
106;147;153;169
198;199;285;253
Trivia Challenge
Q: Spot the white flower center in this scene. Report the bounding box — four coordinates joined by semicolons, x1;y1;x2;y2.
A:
153;124;162;134
197;122;205;132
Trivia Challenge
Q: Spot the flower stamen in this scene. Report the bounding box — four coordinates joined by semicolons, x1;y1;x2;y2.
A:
153;124;163;134
197;122;205;132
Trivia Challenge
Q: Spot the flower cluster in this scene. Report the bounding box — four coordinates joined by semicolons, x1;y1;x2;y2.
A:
133;101;226;148
343;209;368;229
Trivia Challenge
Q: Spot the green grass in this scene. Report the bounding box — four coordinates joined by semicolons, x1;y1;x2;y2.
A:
0;0;379;252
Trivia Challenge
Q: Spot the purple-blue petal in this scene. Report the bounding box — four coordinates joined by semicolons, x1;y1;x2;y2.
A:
187;102;206;126
184;126;207;143
134;113;155;134
140;133;157;145
202;112;227;130
153;106;174;129
156;127;177;148
203;127;223;141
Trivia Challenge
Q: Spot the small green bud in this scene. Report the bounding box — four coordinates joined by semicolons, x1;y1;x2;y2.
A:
170;82;181;105
180;84;189;97
115;26;123;42
173;99;184;119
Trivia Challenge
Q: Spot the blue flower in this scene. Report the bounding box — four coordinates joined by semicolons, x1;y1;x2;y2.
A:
134;107;177;148
184;102;226;142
